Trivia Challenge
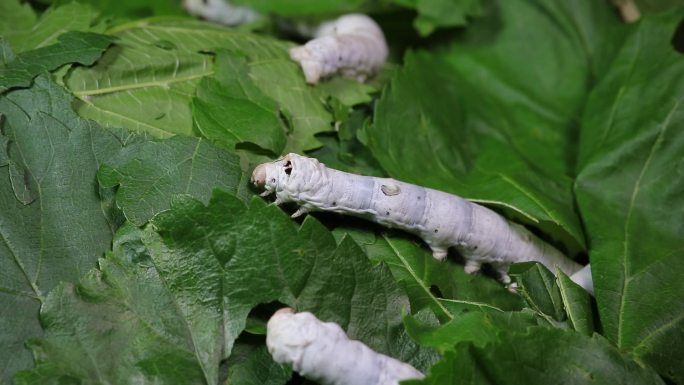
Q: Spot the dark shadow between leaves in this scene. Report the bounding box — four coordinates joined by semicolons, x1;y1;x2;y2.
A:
671;17;684;54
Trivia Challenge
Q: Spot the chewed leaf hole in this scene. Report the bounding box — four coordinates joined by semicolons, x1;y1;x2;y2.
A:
429;285;443;298
672;18;684;54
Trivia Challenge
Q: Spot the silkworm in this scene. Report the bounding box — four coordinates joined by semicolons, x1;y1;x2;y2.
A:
252;153;583;285
612;0;640;22
267;308;424;385
289;14;388;84
183;0;259;26
570;265;594;295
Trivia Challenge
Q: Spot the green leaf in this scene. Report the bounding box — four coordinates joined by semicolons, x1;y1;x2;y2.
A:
307;131;387;177
13;224;214;385
233;0;482;36
0;135;8;167
366;0;626;253
224;343;291;385
146;192;439;371
0;0;37;51
403;309;538;353
406;328;666;385
556;268;595;336
66;19;332;152
336;227;523;322
79;0;186;19
514;263;566;323
4;1;681;382
230;0;368;16
369;49;584;254
10;2;105;53
0;38;15;66
315;77;377;107
0;31;113;93
394;0;482;36
0;76;130;383
634;0;684;14
246;46;332;153
307;105;386;177
512;263;596;335
98;135;250;226
17;192;438;383
192;50;287;155
575;12;684;383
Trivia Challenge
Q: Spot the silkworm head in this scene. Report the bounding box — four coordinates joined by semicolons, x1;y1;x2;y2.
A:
289;46;323;84
251;162;283;190
250;163;270;187
266;308;316;366
252;155;297;191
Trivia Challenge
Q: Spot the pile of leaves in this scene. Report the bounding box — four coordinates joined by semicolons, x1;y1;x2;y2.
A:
1;0;682;384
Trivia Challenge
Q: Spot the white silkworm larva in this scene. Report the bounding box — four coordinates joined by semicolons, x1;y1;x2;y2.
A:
612;0;641;23
570;264;594;295
183;0;259;26
289;14;388;84
267;308;424;385
252;153;584;286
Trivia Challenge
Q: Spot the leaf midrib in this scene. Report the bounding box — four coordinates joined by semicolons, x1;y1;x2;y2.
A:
75;97;174;137
0;228;42;300
72;71;212;97
385;237;453;321
616;97;682;348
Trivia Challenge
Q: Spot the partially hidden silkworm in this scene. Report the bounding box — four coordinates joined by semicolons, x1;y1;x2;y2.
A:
252;153;583;285
289;14;388;84
267;308;424;385
183;0;259;26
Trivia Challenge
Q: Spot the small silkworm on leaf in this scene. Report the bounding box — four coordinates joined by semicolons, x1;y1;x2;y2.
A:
183;0;259;26
253;153;593;293
289;14;388;84
267;308;424;385
612;0;641;22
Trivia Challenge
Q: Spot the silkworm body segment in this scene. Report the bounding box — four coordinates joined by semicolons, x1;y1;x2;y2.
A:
289;14;388;84
252;154;582;283
183;0;259;26
267;308;424;385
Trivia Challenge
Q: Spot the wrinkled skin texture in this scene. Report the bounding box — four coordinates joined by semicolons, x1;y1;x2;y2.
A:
183;0;259;25
253;154;584;286
289;14;388;84
266;308;424;385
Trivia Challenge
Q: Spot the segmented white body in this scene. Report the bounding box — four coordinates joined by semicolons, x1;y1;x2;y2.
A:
267;308;424;385
252;154;582;284
289;14;388;84
183;0;259;26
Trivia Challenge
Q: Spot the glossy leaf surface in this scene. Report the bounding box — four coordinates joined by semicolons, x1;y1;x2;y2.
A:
575;13;684;383
406;328;665;385
98;135;249;226
16;192;439;383
0;31;113;93
0;77;127;383
66;20;332;152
